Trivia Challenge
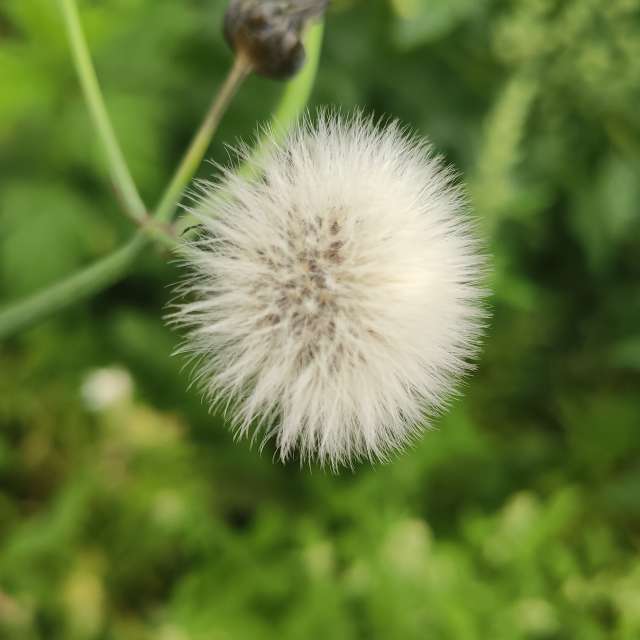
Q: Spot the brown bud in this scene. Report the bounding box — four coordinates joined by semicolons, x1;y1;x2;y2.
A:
224;0;329;79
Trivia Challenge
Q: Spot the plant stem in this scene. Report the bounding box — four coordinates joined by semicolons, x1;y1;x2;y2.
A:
0;58;250;338
59;0;148;226
155;54;252;224
270;22;325;143
177;20;325;233
0;237;145;339
244;21;325;174
0;22;325;340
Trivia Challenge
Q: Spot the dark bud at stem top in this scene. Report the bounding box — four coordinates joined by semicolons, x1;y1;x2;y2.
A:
224;0;329;80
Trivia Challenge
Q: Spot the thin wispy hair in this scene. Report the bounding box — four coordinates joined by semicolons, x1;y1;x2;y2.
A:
169;110;489;469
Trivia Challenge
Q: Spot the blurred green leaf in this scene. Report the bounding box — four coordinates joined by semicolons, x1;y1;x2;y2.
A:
391;0;484;49
0;182;116;298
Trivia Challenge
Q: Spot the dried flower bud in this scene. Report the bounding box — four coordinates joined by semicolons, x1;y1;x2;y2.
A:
224;0;329;79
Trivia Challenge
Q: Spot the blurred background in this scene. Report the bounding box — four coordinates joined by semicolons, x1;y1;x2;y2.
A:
1;0;640;638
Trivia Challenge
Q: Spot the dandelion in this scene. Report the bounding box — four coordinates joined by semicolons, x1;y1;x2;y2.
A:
171;112;488;468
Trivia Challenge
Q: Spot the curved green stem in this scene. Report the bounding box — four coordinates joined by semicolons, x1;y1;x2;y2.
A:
0;21;325;340
0;55;250;338
0;237;145;339
177;21;325;231
271;21;324;142
59;0;148;225
154;54;252;224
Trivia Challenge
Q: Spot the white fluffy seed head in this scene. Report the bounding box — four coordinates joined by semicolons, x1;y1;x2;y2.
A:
170;112;489;469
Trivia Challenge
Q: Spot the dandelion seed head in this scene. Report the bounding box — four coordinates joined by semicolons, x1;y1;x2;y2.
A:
171;112;488;469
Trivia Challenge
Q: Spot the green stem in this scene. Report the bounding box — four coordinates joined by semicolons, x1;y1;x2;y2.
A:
177;21;325;232
0;237;145;338
0;21;325;340
0;58;249;337
155;54;252;224
272;22;324;140
59;0;148;225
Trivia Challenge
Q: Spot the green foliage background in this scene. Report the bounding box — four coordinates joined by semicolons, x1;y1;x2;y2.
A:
1;0;640;638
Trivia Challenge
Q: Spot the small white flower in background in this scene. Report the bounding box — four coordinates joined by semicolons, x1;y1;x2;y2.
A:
171;112;488;468
80;367;133;412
